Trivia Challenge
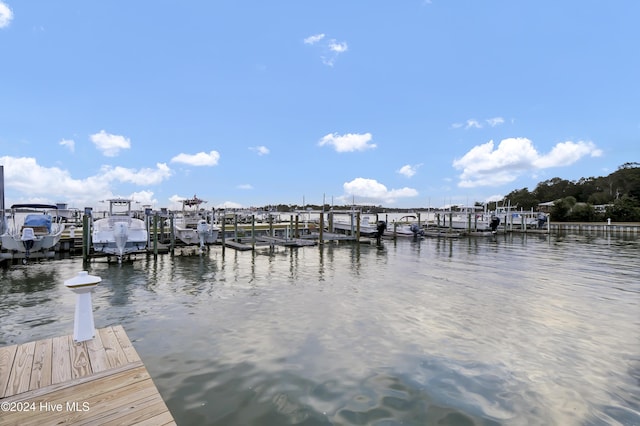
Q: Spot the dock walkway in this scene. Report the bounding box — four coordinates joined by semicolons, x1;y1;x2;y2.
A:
0;325;174;425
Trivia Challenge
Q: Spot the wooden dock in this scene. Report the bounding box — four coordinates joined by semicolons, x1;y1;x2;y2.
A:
0;325;175;425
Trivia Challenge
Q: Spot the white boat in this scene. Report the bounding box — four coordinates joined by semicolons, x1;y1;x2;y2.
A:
493;207;540;229
92;199;148;262
0;204;65;263
331;213;380;236
385;215;426;238
173;196;220;248
434;209;494;232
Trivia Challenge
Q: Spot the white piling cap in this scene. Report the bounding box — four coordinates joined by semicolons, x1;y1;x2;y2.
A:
64;271;101;288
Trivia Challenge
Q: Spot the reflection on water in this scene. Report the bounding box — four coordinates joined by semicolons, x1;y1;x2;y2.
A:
1;234;639;425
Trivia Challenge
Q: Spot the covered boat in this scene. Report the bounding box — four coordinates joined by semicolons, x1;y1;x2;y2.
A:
0;204;65;263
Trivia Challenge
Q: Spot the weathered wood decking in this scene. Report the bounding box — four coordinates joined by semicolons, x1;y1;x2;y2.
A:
0;325;174;425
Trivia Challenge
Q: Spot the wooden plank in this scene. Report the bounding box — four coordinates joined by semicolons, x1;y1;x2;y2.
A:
0;326;175;425
99;327;128;369
0;344;18;398
0;361;144;403
86;328;109;373
112;325;141;363
81;393;168;426
5;341;35;397
29;338;52;391
51;335;71;385
70;340;91;379
0;365;152;426
52;377;161;426
135;411;177;426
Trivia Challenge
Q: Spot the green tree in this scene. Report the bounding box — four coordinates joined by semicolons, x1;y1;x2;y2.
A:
605;196;640;222
550;197;574;221
568;203;596;221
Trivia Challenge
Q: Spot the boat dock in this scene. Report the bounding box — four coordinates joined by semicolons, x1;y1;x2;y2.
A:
0;325;175;426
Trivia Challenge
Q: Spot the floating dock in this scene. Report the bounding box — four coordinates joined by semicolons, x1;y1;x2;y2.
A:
0;325;175;425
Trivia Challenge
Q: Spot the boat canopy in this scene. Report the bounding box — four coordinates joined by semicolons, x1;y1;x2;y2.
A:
10;204;59;210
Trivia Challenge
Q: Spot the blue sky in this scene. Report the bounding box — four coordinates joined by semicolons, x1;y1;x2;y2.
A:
1;1;638;211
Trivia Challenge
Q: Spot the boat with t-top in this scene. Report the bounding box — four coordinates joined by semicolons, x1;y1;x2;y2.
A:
173;195;220;248
92;198;148;262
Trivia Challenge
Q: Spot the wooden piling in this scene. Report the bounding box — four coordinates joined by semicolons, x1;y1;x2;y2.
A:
82;214;90;263
153;213;158;258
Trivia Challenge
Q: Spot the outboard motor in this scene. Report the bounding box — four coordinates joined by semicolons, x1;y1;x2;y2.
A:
409;223;424;238
21;228;36;260
537;212;547;229
196;219;209;249
113;221;129;262
490;216;500;233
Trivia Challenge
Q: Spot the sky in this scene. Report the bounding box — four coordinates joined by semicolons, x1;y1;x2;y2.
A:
1;1;638;211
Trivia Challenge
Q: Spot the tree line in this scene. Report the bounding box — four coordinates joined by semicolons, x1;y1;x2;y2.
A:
260;163;640;222
498;162;640;222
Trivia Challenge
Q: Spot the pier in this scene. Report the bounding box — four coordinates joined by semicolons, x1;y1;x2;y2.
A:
0;325;175;425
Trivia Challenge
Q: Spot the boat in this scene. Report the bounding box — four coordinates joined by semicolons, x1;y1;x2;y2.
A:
384;215;426;238
173;195;220;248
0;204;65;263
493;206;540;229
92;199;148;262
433;208;494;232
331;213;380;237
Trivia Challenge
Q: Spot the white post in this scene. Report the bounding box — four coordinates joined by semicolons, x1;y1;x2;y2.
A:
64;271;101;342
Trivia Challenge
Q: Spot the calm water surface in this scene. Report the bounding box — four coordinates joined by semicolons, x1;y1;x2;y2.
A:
1;233;639;426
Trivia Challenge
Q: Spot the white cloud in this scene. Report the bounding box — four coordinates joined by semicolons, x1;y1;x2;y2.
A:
304;33;325;45
397;164;422;178
59;138;75;152
90;130;131;157
0;156;172;208
534;140;602;168
249;146;269;156
485;194;504;203
452;138;602;188
99;163;172;185
128;190;156;207
237;184;253;190
318;132;375;153
170;150;220;166
217;201;243;209
452;117;505;129
0;2;13;28
328;40;348;53
1;156;107;200
486;117;505;127
305;33;348;66
465;119;482;129
343;178;418;204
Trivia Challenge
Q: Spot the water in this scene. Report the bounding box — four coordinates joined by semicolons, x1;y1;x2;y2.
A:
1;233;639;426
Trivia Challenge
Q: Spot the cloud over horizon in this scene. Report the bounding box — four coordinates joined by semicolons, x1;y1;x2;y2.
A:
452;138;603;188
343;177;418;204
0;155;170;207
